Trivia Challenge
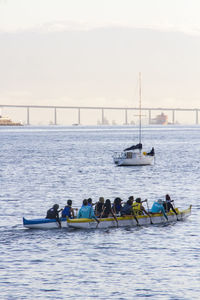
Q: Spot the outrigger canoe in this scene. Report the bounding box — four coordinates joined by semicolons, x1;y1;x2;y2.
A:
23;206;192;230
67;206;192;229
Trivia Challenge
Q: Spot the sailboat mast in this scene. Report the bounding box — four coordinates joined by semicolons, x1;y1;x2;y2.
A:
139;72;142;145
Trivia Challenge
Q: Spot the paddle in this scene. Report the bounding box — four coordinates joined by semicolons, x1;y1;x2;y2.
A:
96;220;100;228
56;209;63;228
111;211;119;228
96;208;104;228
56;218;62;228
93;217;100;227
86;205;99;228
145;199;153;224
171;199;180;221
131;209;139;226
96;207;118;228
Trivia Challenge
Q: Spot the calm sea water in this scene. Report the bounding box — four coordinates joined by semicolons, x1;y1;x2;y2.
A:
0;125;200;300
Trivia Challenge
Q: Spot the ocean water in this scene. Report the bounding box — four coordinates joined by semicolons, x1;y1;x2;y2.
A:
0;125;200;300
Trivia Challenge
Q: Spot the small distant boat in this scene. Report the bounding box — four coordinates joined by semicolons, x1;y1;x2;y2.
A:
23;217;68;229
0;115;23;126
113;73;155;166
150;112;168;125
67;206;192;229
113;143;154;166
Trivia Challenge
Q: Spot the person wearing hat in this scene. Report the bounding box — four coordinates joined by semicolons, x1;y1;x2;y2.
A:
46;204;62;228
150;199;168;221
62;200;75;219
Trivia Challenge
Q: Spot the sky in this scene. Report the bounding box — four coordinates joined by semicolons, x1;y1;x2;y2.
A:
1;0;200;119
1;0;200;34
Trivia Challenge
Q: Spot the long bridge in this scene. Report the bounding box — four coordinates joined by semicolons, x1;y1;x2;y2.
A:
0;104;199;125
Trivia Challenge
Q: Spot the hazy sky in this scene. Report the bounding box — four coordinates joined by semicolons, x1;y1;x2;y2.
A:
1;0;200;34
1;0;200;110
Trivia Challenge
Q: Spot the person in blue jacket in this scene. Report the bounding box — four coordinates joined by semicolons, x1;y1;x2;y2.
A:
62;200;74;219
78;199;99;223
150;199;168;221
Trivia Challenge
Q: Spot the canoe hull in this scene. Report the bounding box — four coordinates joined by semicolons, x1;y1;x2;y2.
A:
113;152;154;166
67;206;192;229
23;206;192;230
23;217;67;229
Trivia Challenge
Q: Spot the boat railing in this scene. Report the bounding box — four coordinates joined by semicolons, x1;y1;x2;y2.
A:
113;152;126;159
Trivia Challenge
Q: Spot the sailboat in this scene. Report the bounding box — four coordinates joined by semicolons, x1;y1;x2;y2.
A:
113;73;155;166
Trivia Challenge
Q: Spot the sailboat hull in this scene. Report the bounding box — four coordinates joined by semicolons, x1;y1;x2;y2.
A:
113;152;154;166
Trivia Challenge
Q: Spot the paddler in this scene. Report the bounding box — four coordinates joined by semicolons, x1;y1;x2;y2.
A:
149;199;168;221
78;199;99;224
121;197;139;225
163;194;178;219
95;197;105;217
132;198;153;224
62;200;75;219
46;204;62;228
112;197;123;215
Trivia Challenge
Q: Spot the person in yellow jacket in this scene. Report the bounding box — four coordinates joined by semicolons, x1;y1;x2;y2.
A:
132;198;153;224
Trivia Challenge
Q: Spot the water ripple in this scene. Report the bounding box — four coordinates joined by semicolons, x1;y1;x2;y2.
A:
0;126;200;299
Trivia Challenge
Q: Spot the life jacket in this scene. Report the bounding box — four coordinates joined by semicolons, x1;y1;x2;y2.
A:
62;206;71;218
112;203;122;214
132;202;142;215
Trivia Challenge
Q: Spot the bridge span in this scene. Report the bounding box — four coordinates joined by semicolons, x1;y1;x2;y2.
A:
0;104;199;125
